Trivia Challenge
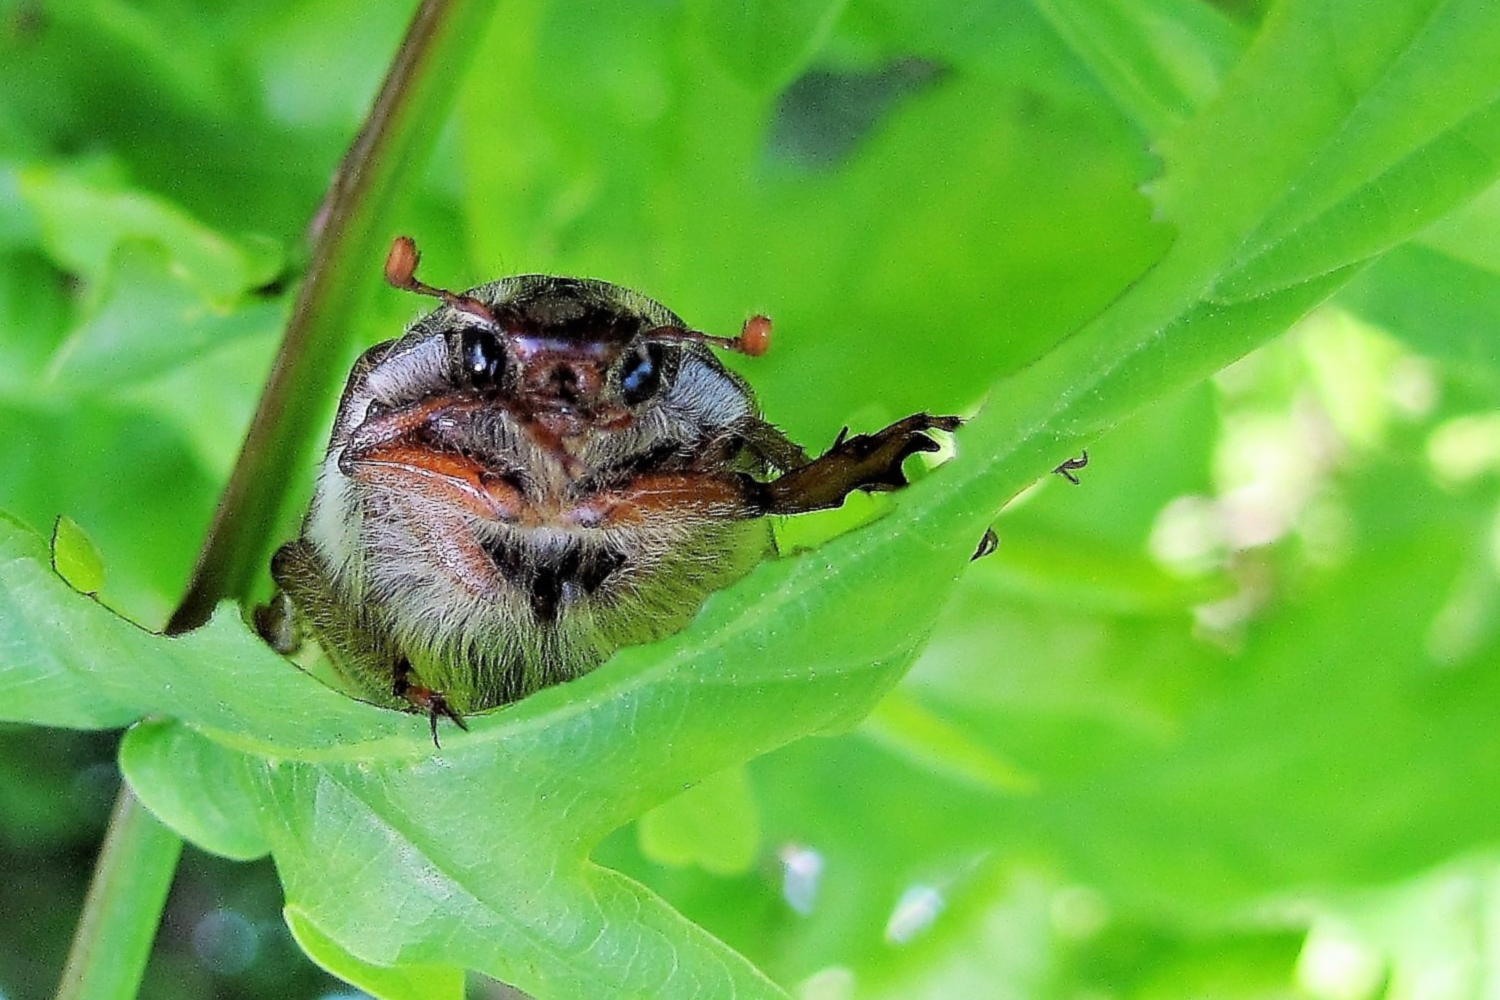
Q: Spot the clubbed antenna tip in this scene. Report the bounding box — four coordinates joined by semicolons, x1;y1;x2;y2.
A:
383;235;500;328
649;314;773;358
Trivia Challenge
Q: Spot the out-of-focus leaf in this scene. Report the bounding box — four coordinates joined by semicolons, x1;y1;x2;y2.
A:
1027;0;1247;133
861;690;1037;795
0;249;72;395
1337;243;1500;391
0;402;218;621
37;0;249;121
638;766;762;876
44;240;286;393
119;329;281;480
1028;498;1500;911
15;165;282;299
457;0;1171;438
689;0;848;92
1292;856;1500;1000
973;533;1229;616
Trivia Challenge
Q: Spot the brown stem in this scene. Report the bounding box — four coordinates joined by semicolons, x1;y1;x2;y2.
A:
167;0;501;634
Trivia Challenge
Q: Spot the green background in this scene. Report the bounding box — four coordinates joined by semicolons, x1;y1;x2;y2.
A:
6;0;1500;997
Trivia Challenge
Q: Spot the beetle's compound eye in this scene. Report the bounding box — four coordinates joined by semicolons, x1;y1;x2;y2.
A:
461;328;506;389
619;343;665;406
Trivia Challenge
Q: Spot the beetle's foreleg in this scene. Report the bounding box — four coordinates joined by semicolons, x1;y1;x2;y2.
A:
750;413;961;515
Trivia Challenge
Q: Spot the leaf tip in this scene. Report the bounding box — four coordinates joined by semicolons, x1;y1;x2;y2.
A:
51;513;105;596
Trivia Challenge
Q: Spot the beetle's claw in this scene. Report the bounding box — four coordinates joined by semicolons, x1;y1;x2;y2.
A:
1053;450;1089;485
835;413;962;492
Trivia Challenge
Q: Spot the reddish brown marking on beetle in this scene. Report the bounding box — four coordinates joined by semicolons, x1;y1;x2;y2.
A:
346;394;490;454
564;473;753;528
345;444;528;522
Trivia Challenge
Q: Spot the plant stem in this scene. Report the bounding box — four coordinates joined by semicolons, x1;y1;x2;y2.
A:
167;0;502;634
56;2;502;998
54;787;184;1000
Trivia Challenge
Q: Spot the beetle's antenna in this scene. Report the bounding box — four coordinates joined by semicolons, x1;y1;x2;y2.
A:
648;315;771;357
384;235;501;328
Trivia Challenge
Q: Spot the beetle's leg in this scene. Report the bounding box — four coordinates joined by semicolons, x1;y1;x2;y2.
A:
392;656;468;748
1053;451;1089;485
567;414;958;527
753;413;961;515
253;588;302;654
971;527;999;561
739;419;812;472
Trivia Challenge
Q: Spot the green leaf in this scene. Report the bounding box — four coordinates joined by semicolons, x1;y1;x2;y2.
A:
13;0;1500;996
49;514;104;596
0;510;398;743
15;164;282;300
0;249;72;394
1026;0;1247;133
1024;484;1500;911
0;401;222;622
860;689;1037;795
119;720;269;862
1153;0;1500;293
286;907;466;1000
689;0;848;92
1338;242;1500;389
456;0;1171;435
0;512;137;729
638;766;762;876
45;240;286;393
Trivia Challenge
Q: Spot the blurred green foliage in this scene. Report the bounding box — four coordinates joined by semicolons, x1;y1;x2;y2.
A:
6;0;1500;998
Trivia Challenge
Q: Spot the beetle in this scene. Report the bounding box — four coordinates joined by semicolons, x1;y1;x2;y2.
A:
258;237;959;743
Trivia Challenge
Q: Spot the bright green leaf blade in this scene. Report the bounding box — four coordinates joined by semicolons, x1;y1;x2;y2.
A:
1216;0;1500;293
256;760;793;1000
49;514;104;596
119;720;270;861
1156;0;1500;277
0;511;137;728
0;511;413;745
1418;174;1500;271
1220;100;1500;302
286;907;466;1000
